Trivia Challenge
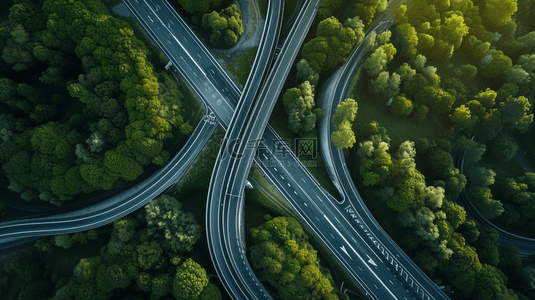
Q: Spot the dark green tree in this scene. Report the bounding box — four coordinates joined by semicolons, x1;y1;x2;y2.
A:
172;258;209;300
145;195;202;254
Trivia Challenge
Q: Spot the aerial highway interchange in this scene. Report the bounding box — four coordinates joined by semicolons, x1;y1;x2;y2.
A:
1;0;534;299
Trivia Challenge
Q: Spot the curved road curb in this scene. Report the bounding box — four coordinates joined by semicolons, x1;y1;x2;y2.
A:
455;150;535;256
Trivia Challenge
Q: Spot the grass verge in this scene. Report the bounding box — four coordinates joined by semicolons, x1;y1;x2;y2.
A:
348;68;446;150
246;166;297;217
269;97;341;198
247;0;258;40
258;0;268;19
282;0;299;24
216;51;228;59
99;0;122;8
170;127;225;196
225;47;258;86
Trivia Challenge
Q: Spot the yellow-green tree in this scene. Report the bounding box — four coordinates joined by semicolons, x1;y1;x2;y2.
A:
172;258;209;300
331;98;358;149
250;216;339;300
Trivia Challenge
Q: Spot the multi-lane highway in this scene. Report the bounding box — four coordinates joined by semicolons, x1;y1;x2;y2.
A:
205;0;283;297
0;0;239;245
317;9;451;300
0;0;245;246
2;0;529;299
2;0;451;299
204;0;450;298
0;117;217;247
118;2;454;299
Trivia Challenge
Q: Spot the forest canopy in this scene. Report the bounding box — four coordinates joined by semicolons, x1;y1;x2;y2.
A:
0;194;221;300
0;0;192;205
250;216;341;300
176;0;243;47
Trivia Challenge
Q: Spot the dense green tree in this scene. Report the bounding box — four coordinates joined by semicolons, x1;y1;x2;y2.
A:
486;133;518;163
481;0;518;32
0;0;191;203
136;241;164;271
369;71;401;102
332;98;358;127
451;105;478;130
301;38;328;74
411;103;429;121
480;49;512;78
395;21;419;57
357;134;394;186
495;173;535;222
250;216;339;300
145;194;202;254
54;234;75;249
317;0;343;20
152;274;172;299
474;226;500;267
497;204;522;226
442;200;466;230
375;30;392;47
420;145;454;180
506;65;530;86
498;244;522;270
296;59;319;85
459;219;480;244
456;137;486;163
414;249;438;275
1;183;216;299
394;1;470;60
470;186;504;219
105;265;130;289
496;83;519;103
454;64;478;80
283;81;319;135
302;17;363;74
172;258;209;300
475;88;498;109
114;217;140;242
465;166;503;219
344;16;366;43
499;95;533;132
397;62;416;83
332;121;356;149
177;0;222;15
467;167;497;188
136;272;152;292
444;169;467;200
437;234;481;298
363;46;388;78
202;4;243;47
517;54;535;73
390;94;414;117
2;24;35;72
53;281;80;300
200;283;222;300
474;108;503;142
473;264;517;300
77;282;98;300
354;0;388;25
